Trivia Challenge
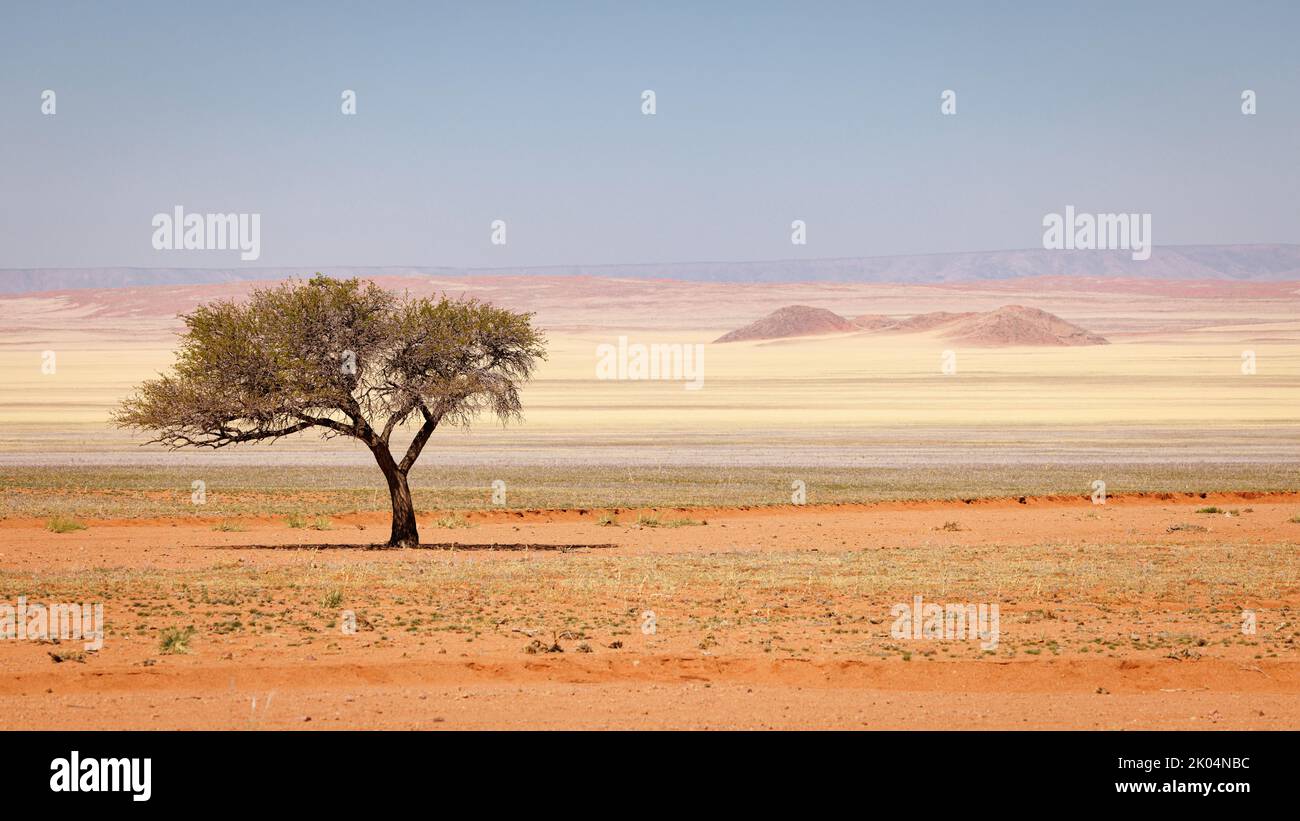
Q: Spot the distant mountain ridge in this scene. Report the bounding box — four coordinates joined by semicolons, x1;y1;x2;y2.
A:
2;244;1298;294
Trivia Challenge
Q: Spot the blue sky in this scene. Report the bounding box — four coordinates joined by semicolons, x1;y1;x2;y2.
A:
1;0;1297;268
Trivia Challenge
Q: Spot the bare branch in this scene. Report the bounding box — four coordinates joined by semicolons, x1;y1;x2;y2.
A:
398;403;442;473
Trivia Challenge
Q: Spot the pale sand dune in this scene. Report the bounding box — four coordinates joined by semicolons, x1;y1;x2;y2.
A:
4;338;1298;431
0;275;1297;463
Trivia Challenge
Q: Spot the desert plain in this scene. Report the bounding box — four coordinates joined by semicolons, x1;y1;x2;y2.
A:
0;272;1297;729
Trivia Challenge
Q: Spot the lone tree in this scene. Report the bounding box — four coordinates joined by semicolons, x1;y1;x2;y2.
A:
115;275;546;547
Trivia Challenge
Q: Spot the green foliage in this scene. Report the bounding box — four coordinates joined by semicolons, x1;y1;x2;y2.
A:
114;275;547;451
113;276;547;546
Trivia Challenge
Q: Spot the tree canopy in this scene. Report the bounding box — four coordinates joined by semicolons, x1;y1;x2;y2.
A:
116;275;547;546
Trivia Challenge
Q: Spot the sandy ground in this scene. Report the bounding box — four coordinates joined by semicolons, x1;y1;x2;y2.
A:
1;492;1296;729
4;275;1299;442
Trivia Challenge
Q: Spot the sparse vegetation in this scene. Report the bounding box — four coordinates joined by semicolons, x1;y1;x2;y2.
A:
159;626;196;655
3;529;1286;671
635;515;707;528
432;515;472;529
664;518;706;528
523;636;563;654
2;463;1294;521
45;516;87;533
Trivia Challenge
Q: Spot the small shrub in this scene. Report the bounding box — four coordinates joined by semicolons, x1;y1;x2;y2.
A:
523;633;564;654
46;516;87;534
663;518;706;528
159;626;196;655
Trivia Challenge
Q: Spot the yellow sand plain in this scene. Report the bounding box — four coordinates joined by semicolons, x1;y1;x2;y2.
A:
2;332;1297;436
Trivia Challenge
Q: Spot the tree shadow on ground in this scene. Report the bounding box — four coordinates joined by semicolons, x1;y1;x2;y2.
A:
214;542;619;552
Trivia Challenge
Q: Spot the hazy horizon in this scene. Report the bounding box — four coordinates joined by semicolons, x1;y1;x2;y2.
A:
3;239;1299;269
4;241;1300;294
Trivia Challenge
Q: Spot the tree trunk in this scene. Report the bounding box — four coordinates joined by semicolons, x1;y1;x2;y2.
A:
373;448;419;547
386;471;419;547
